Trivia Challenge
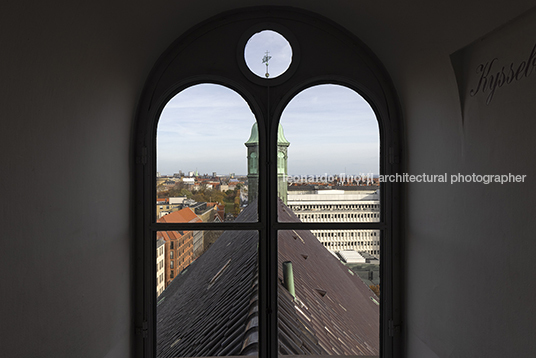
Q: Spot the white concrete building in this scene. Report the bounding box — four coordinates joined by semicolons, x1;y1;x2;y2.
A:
156;238;166;297
182;177;195;185
338;250;366;264
288;188;380;257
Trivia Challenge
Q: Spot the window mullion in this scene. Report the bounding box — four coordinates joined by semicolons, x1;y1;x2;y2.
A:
258;85;280;358
274;222;386;231
150;222;263;231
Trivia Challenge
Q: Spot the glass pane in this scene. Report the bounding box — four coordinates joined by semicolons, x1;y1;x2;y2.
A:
244;30;292;79
157;230;259;357
278;84;380;223
278;230;380;356
157;84;257;222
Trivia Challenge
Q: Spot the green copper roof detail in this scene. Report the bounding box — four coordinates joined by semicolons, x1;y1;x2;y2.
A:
245;123;259;145
277;124;290;146
245;123;290;146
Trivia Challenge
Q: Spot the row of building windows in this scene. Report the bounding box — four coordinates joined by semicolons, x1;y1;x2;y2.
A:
320;243;380;256
297;212;379;220
314;231;378;238
323;241;379;246
157;272;165;297
170;254;192;268
170;240;192;251
158;205;181;210
289;204;379;211
170;244;192;259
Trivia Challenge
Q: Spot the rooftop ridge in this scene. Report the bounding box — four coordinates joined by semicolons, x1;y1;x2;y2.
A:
239;275;259;355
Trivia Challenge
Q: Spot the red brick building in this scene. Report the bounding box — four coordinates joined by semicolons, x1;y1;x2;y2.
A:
157;207;202;287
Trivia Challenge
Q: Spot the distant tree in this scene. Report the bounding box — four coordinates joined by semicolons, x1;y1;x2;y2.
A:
158;190;170;198
206;189;225;204
179;188;192;199
225;190;235;202
192;193;206;203
233;190;241;215
167;181;188;197
156;182;166;193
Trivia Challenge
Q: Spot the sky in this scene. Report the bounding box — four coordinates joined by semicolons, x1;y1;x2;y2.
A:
157;31;379;176
244;30;292;78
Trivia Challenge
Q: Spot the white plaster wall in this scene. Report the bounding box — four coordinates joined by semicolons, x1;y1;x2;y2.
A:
402;9;536;358
0;6;134;358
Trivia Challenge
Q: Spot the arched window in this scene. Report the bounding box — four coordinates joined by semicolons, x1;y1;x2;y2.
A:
135;7;401;358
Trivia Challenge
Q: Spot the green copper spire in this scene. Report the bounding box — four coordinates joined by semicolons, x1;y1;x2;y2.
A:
277;124;290;146
245;122;290;204
245;123;289;145
245;123;259;145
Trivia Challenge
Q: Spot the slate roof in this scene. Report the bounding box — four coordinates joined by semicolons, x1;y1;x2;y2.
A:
156;200;379;357
157;205;258;358
278;202;380;355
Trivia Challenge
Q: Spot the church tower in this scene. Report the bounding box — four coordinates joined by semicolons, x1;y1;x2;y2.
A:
277;124;290;204
245;123;259;204
245;123;290;204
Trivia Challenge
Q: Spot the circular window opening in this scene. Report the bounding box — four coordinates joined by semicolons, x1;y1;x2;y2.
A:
244;30;292;79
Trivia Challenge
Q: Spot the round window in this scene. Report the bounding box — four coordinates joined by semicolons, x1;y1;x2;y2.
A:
244;30;292;79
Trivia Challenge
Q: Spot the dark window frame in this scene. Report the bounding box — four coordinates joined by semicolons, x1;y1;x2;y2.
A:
134;6;402;358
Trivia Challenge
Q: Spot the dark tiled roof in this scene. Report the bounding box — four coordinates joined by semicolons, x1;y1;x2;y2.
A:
278;201;380;355
157;200;379;357
157;205;258;357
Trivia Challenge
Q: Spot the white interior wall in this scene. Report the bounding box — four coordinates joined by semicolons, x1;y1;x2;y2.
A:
1;1;535;357
403;9;536;357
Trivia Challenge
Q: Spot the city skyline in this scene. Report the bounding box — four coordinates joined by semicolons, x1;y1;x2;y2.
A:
157;83;380;176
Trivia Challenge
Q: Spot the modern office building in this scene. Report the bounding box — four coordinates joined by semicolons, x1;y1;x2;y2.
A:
288;187;381;256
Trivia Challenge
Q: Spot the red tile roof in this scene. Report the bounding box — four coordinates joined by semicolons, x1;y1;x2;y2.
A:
157;230;182;241
157;207;202;241
158;207;201;224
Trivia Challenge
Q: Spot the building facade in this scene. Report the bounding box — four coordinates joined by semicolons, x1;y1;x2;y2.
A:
288;188;381;257
157;208;203;287
156;238;166;296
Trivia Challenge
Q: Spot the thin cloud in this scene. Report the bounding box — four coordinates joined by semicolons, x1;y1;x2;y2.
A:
157;83;379;175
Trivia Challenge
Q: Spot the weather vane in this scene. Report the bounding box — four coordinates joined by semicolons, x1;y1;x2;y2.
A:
262;50;272;78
